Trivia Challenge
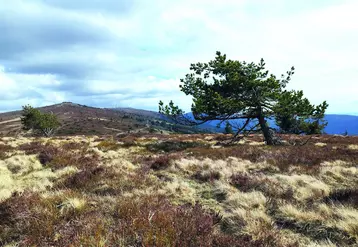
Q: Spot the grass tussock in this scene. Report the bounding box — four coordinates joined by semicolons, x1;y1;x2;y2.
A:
96;139;121;151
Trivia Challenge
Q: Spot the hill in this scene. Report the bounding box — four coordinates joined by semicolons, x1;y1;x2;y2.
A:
0;102;210;136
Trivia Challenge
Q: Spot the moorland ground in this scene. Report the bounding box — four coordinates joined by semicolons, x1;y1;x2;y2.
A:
0;133;357;246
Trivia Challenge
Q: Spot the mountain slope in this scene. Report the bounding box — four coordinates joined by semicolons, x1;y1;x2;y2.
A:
0;102;212;136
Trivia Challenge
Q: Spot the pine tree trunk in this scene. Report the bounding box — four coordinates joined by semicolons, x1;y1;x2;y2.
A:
258;114;275;145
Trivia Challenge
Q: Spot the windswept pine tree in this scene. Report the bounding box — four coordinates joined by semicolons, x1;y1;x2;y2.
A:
159;51;328;145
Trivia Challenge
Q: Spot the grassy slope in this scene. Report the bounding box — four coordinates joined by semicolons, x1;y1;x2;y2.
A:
0;134;357;246
0;103;209;137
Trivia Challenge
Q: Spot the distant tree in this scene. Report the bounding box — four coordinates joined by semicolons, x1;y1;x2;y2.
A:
36;112;60;137
21;105;41;131
224;121;234;135
21;105;60;137
274;90;328;134
159;51;329;145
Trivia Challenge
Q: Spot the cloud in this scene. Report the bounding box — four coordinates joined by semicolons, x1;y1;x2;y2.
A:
0;0;356;114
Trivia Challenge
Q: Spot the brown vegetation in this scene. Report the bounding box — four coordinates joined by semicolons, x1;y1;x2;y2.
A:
0;134;357;246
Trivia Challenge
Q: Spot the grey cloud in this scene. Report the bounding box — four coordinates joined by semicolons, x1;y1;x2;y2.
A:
0;8;114;60
0;0;195;101
12;62;96;79
0;0;154;82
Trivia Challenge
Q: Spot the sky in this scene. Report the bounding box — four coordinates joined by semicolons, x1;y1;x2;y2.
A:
0;0;357;114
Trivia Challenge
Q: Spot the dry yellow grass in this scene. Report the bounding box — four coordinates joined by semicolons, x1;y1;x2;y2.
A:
271;174;331;200
0;154;78;202
306;240;336;247
59;197;87;214
315;142;327;147
347;144;358;150
174;157;278;180
279;204;326;222
332;206;358;238
226;190;267;210
1;134;358;246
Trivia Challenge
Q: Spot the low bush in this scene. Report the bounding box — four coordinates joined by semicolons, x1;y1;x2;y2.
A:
134;154;180;170
18;141;44;155
61;141;84;151
193;170;221;183
96;140;120;151
38;145;60;165
0;144;14;160
60;166;108;190
150;155;172;170
113;195;222;246
230;172;259;192
0;191;94;246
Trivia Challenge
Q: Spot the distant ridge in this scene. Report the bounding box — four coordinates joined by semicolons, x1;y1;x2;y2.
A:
0;102;209;136
0;102;357;136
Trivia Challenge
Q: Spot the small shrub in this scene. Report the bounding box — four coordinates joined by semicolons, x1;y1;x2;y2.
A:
113;195;222;246
0;191;93;246
38;145;60;165
59;167;107;190
61;142;83;151
135;154;179;171
150;155;172;170
96;140;120;151
230;173;259;192
18;141;44;155
0;144;14;160
193;170;221;183
51;149;99;170
117;135;139;147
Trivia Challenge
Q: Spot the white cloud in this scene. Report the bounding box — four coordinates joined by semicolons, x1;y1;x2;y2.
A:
0;66;63;111
0;0;356;114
